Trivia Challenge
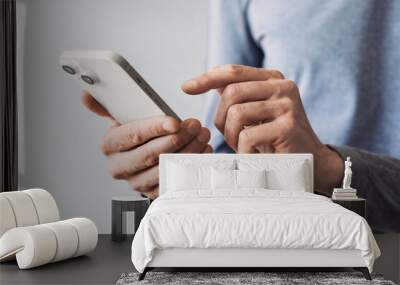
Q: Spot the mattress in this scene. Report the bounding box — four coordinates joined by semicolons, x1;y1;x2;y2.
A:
131;190;380;273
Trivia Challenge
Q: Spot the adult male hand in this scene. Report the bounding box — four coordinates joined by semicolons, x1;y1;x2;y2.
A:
182;64;343;194
82;92;212;199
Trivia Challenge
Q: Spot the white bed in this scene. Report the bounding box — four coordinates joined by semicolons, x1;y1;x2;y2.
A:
131;154;380;280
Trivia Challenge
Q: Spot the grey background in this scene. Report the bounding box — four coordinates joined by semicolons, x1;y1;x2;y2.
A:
16;0;208;234
15;0;399;283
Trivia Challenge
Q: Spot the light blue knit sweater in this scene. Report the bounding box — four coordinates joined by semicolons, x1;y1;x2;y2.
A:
204;0;400;232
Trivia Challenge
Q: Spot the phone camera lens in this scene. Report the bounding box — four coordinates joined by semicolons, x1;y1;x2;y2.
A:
62;65;76;75
81;75;95;85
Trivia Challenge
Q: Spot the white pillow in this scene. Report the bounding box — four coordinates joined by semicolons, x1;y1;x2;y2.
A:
238;159;309;191
211;169;267;190
268;163;307;191
167;162;210;191
211;168;236;190
236;169;267;189
166;159;236;192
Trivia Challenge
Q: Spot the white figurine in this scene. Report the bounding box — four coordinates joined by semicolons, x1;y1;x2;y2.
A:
342;157;353;189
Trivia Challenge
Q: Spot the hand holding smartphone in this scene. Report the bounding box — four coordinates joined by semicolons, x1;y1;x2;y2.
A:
60;50;211;199
60;50;180;123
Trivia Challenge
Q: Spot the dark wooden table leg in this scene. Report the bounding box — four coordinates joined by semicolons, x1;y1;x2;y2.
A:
112;200;125;242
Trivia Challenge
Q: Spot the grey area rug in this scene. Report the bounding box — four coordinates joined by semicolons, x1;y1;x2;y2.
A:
117;272;396;285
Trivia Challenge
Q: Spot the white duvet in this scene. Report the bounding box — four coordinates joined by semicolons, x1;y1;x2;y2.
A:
131;190;380;273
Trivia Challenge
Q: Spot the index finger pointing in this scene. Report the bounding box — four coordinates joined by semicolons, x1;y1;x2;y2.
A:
181;65;284;95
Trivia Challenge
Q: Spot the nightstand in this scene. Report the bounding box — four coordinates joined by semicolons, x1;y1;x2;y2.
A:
332;198;366;218
112;196;150;242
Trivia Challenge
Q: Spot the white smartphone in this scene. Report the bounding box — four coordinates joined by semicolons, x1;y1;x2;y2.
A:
60;50;181;124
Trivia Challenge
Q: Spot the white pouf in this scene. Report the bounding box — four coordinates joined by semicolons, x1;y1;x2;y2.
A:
1;191;39;227
65;218;98;257
42;221;79;262
0;189;97;269
24;188;60;223
0;196;17;237
0;218;98;269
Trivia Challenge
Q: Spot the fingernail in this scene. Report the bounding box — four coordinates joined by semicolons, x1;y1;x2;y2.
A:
163;121;176;132
186;121;200;135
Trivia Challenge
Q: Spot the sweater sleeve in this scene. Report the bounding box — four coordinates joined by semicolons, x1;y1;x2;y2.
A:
330;145;400;233
205;0;263;153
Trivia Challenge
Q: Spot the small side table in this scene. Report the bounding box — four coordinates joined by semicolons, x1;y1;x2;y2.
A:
332;198;366;218
112;196;150;242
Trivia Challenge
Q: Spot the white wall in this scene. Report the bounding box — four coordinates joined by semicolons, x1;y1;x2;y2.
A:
16;0;208;234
